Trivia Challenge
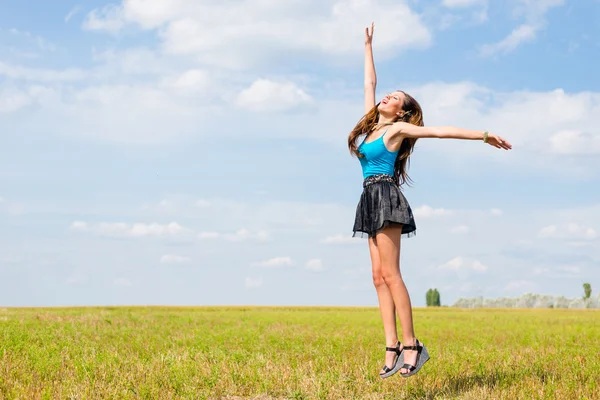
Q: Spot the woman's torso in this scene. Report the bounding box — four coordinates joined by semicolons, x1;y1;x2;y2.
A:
358;128;400;179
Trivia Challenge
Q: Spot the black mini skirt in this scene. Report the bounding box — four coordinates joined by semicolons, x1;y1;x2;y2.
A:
352;174;417;239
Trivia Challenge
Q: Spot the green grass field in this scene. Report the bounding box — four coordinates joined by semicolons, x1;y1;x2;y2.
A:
1;306;598;399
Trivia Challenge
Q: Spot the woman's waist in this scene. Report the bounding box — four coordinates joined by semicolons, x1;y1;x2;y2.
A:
362;174;397;188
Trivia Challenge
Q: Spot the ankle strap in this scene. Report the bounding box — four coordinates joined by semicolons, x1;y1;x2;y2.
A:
403;339;421;351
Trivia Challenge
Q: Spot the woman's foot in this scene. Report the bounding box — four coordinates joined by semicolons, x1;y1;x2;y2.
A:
399;340;418;374
399;339;430;378
379;341;402;377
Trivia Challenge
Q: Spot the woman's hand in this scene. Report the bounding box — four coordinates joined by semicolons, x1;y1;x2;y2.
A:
365;22;374;46
486;133;512;150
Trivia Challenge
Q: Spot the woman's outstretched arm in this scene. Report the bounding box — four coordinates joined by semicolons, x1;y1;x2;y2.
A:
364;22;376;114
393;122;512;150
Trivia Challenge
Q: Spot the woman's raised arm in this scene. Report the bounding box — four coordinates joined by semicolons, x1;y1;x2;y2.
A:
364;22;376;114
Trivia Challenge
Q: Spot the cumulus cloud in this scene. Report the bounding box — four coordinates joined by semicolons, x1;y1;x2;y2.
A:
0;86;34;113
197;229;270;242
479;0;564;57
236;79;313;112
548;130;600;155
320;234;359;244
479;24;537;57
0;61;85;82
69;221;191;238
414;205;455;218
439;256;488;272
65;7;82;23
83;4;126;34
161;69;211;94
252;257;294;268
305;259;324;272
538;223;597;240
83;0;432;68
442;0;486;7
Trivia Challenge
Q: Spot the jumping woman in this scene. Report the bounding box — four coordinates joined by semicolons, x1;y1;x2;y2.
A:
348;23;512;379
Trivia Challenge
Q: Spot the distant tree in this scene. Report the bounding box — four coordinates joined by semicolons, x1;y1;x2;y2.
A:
583;283;592;300
426;289;433;306
432;289;441;307
426;288;441;307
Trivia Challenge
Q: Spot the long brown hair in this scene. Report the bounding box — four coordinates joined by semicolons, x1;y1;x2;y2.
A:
347;91;424;187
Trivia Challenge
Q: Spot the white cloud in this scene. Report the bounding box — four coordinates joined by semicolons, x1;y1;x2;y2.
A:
450;225;469;234
161;69;211;94
160;254;191;264
538;223;597;240
244;277;263;289
197;229;270;242
548;130;600;155
252;257;294;268
65;6;81;23
491;208;503;216
83;0;432;68
479;24;537;57
0;87;32;113
0;61;85;82
113;278;132;287
4;74;599;173
236;79;313;112
83;4;126;34
8;28;56;52
439;257;488;272
408;83;600;168
414;205;455;218
321;234;359;245
305;259;324;272
70;221;191;238
70;221;88;230
479;0;564;57
442;0;486;8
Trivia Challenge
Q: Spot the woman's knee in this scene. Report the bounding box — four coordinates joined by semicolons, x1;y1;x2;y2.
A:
381;264;402;284
372;267;385;288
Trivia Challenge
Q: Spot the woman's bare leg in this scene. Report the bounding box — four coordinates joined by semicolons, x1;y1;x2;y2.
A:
368;236;399;374
375;225;418;374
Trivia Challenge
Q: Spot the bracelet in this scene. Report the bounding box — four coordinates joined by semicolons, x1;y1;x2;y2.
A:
483;131;489;143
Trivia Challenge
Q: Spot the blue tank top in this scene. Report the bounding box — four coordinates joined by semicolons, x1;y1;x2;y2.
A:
358;129;399;179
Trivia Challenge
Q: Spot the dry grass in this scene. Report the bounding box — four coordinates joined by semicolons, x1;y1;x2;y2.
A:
0;306;598;399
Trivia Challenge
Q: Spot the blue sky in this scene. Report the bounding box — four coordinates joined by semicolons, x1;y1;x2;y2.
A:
1;0;599;307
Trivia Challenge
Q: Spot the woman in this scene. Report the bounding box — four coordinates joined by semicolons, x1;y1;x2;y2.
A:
348;23;512;379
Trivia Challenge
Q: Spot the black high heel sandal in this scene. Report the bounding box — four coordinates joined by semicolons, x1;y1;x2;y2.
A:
399;339;430;378
379;341;404;379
